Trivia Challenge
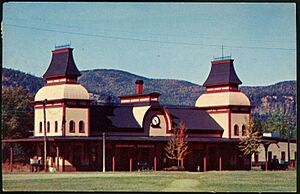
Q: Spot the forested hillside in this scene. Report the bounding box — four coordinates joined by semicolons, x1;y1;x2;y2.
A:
2;68;296;122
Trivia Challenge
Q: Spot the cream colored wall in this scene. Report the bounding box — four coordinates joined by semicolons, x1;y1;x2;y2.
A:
149;114;170;137
195;92;250;107
65;108;89;136
209;113;229;138
231;113;249;138
253;142;297;162
133;106;151;127
34;107;63;136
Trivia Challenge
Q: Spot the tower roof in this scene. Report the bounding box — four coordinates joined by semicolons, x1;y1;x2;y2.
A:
43;47;81;79
203;57;242;87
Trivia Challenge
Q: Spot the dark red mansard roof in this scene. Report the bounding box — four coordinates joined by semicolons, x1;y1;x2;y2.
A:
43;48;81;79
203;59;242;87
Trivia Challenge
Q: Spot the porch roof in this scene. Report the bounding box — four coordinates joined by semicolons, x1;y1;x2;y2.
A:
2;136;281;144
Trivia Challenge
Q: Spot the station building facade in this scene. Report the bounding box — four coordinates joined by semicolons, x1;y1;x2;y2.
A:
3;46;295;172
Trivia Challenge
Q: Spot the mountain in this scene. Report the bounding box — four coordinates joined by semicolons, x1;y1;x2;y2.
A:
2;68;296;121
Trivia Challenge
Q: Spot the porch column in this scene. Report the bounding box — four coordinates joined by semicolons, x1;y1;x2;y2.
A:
219;156;222;171
203;156;206;172
154;156;157;171
264;144;270;172
10;146;13;172
102;132;106;172
56;146;59;172
129;158;132;172
112;156;115;172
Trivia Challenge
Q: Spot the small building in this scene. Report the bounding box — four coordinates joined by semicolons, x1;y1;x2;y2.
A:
2;46;296;172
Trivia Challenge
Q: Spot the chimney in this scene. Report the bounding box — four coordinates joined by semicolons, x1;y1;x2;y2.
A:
135;80;144;95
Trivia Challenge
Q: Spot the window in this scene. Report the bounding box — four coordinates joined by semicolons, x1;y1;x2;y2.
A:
79;121;85;133
268;151;272;162
242;125;247;136
39;122;43;133
281;152;286;161
254;152;259;163
47;121;50;133
55;121;58;133
234;125;239;136
69;120;75;133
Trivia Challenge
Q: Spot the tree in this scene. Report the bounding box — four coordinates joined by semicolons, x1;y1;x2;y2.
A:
164;122;189;168
264;109;291;139
1;87;35;163
239;118;262;168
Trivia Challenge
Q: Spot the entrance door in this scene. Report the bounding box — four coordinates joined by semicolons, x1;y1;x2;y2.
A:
73;145;82;166
116;147;134;171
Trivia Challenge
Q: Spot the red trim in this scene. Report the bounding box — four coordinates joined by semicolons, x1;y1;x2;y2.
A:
35;105;64;109
44;74;69;79
204;83;239;87
129;158;132;172
211;59;234;65
62;104;66;136
112;156;115;172
10;147;13;172
219;156;222;171
207;110;230;114
205;89;240;94
52;48;72;54
87;108;90;136
228;110;231;138
119;92;161;99
203;156;206;172
45;82;79;86
162;108;172;133
154;156;157;171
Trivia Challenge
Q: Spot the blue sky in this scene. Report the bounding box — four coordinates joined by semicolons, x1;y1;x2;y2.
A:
3;2;296;86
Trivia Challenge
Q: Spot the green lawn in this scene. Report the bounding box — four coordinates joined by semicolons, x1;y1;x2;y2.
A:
2;170;296;192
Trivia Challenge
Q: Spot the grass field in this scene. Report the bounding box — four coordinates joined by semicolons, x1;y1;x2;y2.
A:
2;170;297;192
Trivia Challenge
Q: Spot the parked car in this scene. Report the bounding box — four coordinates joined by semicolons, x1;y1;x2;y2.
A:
261;157;289;170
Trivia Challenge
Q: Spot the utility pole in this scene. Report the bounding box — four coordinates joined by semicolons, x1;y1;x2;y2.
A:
102;132;105;172
287;124;291;166
43;99;48;172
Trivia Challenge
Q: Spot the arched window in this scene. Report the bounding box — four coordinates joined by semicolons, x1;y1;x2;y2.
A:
55;121;58;133
47;121;50;133
39;122;43;133
69;120;75;133
242;125;247;136
79;121;85;133
234;125;239;136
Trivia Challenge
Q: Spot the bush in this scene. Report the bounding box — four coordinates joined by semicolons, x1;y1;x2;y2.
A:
163;166;185;171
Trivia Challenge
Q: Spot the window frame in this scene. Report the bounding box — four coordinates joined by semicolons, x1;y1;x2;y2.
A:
242;125;246;136
234;125;239;136
39;122;43;133
55;121;58;133
79;121;85;133
69;120;75;133
47;121;50;133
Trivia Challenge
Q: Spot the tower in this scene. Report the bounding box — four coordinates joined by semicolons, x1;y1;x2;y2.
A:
34;46;90;137
195;56;251;138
